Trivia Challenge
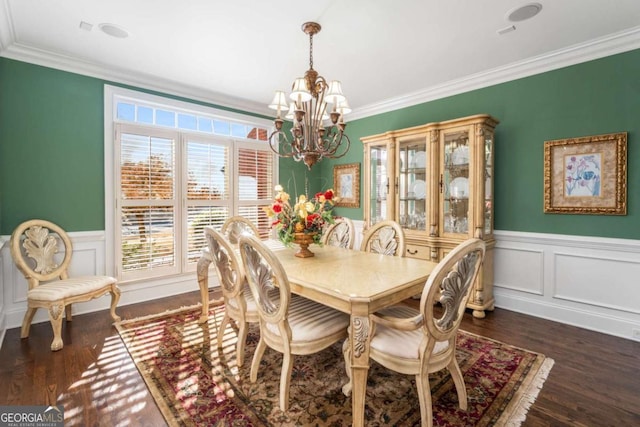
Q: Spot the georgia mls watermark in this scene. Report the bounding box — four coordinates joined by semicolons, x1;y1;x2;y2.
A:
0;406;64;427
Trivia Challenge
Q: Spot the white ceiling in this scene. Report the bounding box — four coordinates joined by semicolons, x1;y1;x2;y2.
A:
1;0;640;119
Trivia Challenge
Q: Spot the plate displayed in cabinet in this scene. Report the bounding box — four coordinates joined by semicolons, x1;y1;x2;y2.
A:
410;179;426;199
451;146;469;165
414;151;426;168
449;177;469;198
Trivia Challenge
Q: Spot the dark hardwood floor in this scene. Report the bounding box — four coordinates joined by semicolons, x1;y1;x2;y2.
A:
1;290;639;426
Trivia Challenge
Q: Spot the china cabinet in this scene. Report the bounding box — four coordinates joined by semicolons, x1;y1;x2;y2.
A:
362;114;498;318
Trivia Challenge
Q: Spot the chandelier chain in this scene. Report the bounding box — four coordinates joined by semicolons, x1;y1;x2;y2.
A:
309;32;314;70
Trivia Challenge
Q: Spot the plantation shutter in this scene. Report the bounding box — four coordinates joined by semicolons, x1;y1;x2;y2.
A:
117;125;179;280
236;142;275;238
185;137;231;265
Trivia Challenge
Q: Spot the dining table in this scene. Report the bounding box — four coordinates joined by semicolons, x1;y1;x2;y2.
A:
197;240;437;427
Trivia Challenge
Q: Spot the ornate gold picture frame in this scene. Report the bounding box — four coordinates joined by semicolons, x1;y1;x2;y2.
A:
543;132;627;215
333;163;360;208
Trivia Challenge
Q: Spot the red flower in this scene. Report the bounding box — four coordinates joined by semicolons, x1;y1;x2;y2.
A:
272;219;281;226
315;192;324;199
306;213;319;226
272;203;283;213
324;190;334;200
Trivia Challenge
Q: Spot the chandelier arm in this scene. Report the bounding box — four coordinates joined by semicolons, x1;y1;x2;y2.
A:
324;133;351;159
268;131;295;158
321;126;350;156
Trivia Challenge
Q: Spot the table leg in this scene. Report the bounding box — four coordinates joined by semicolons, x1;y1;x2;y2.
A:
349;314;371;427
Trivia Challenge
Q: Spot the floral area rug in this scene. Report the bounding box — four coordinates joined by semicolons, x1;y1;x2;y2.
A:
115;304;554;426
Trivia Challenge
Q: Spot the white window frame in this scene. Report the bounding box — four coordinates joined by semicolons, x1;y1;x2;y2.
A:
104;85;276;283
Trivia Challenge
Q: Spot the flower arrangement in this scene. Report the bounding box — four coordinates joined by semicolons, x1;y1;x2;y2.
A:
263;185;336;246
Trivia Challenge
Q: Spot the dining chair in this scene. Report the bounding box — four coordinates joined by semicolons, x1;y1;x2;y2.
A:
322;217;356;249
238;234;350;412
344;238;485;427
204;226;262;367
221;215;260;244
360;220;406;257
10;219;121;351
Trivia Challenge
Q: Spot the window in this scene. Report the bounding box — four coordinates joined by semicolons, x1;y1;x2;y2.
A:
106;86;276;282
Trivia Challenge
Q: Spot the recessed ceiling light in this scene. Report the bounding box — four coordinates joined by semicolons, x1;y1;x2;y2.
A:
506;3;542;22
98;23;129;38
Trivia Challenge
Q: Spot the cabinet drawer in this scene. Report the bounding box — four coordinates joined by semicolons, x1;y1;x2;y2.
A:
405;244;431;260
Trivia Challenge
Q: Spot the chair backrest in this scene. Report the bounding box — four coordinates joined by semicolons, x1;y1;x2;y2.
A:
360;220;406;257
322;217;355;249
221;216;260;245
238;234;291;336
204;226;245;304
421;238;485;344
10;219;73;289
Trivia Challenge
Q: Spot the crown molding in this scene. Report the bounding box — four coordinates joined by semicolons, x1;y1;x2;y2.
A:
0;41;269;118
1;0;639;122
349;25;640;121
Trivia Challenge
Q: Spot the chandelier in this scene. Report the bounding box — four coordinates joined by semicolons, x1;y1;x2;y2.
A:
267;22;351;170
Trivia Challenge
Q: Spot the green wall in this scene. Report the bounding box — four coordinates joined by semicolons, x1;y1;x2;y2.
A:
0;58;306;234
322;48;640;240
2;49;639;239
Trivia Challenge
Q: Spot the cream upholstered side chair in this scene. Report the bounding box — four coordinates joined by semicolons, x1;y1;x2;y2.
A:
221;215;260;244
204;226;263;367
197;216;260;325
360;220;406;257
10;219;121;351
238;234;350;412
344;238;485;427
321;217;356;249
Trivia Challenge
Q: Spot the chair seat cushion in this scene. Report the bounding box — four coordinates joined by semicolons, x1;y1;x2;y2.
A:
267;296;349;341
370;305;449;359
27;276;116;301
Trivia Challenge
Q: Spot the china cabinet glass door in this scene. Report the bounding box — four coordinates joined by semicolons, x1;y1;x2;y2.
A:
484;131;494;236
368;145;388;225
398;141;427;231
442;129;470;234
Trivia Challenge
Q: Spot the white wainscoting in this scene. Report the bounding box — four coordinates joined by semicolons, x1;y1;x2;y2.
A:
493;230;640;341
0;231;205;348
1;227;639;350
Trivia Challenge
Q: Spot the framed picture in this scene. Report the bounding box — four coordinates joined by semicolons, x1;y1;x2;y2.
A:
333;163;360;208
543;132;627;215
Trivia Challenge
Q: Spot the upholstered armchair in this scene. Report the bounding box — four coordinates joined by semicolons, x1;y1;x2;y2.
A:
238;234;350;412
344;238;486;427
10;219;121;351
204;226;263;367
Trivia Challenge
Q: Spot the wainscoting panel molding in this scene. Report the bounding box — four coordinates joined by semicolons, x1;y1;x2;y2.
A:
553;252;640;315
494;246;544;295
494;230;640;341
2;228;640;350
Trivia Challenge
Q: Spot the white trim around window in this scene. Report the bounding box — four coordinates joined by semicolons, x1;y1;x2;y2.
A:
104;85;276;284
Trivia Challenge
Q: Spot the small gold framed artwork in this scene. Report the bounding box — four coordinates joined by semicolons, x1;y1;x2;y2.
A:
333;163;360;208
543;132;627;215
